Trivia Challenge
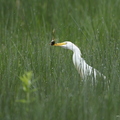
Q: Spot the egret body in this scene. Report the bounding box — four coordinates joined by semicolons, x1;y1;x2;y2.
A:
51;40;105;80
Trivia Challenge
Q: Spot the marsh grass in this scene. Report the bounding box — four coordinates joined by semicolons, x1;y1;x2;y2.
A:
0;0;120;120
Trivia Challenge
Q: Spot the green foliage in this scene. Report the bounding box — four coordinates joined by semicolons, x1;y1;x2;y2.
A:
20;71;32;92
0;0;120;120
17;71;37;103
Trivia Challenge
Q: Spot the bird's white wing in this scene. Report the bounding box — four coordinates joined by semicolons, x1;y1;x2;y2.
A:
73;52;105;80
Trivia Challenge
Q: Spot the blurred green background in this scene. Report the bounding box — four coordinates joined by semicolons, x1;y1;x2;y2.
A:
0;0;120;120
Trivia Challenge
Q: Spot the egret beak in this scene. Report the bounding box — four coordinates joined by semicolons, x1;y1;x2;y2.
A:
53;42;67;46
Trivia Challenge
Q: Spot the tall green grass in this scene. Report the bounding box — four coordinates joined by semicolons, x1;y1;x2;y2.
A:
0;0;120;120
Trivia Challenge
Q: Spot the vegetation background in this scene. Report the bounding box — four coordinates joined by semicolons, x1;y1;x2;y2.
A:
0;0;120;120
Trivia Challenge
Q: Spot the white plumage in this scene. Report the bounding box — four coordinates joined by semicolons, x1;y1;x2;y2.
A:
52;40;106;80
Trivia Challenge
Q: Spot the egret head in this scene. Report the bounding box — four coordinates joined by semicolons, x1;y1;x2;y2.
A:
51;40;74;51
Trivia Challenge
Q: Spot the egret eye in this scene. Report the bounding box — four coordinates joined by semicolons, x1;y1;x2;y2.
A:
51;40;55;45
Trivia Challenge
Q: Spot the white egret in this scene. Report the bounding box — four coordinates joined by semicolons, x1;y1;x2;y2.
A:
51;40;106;80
